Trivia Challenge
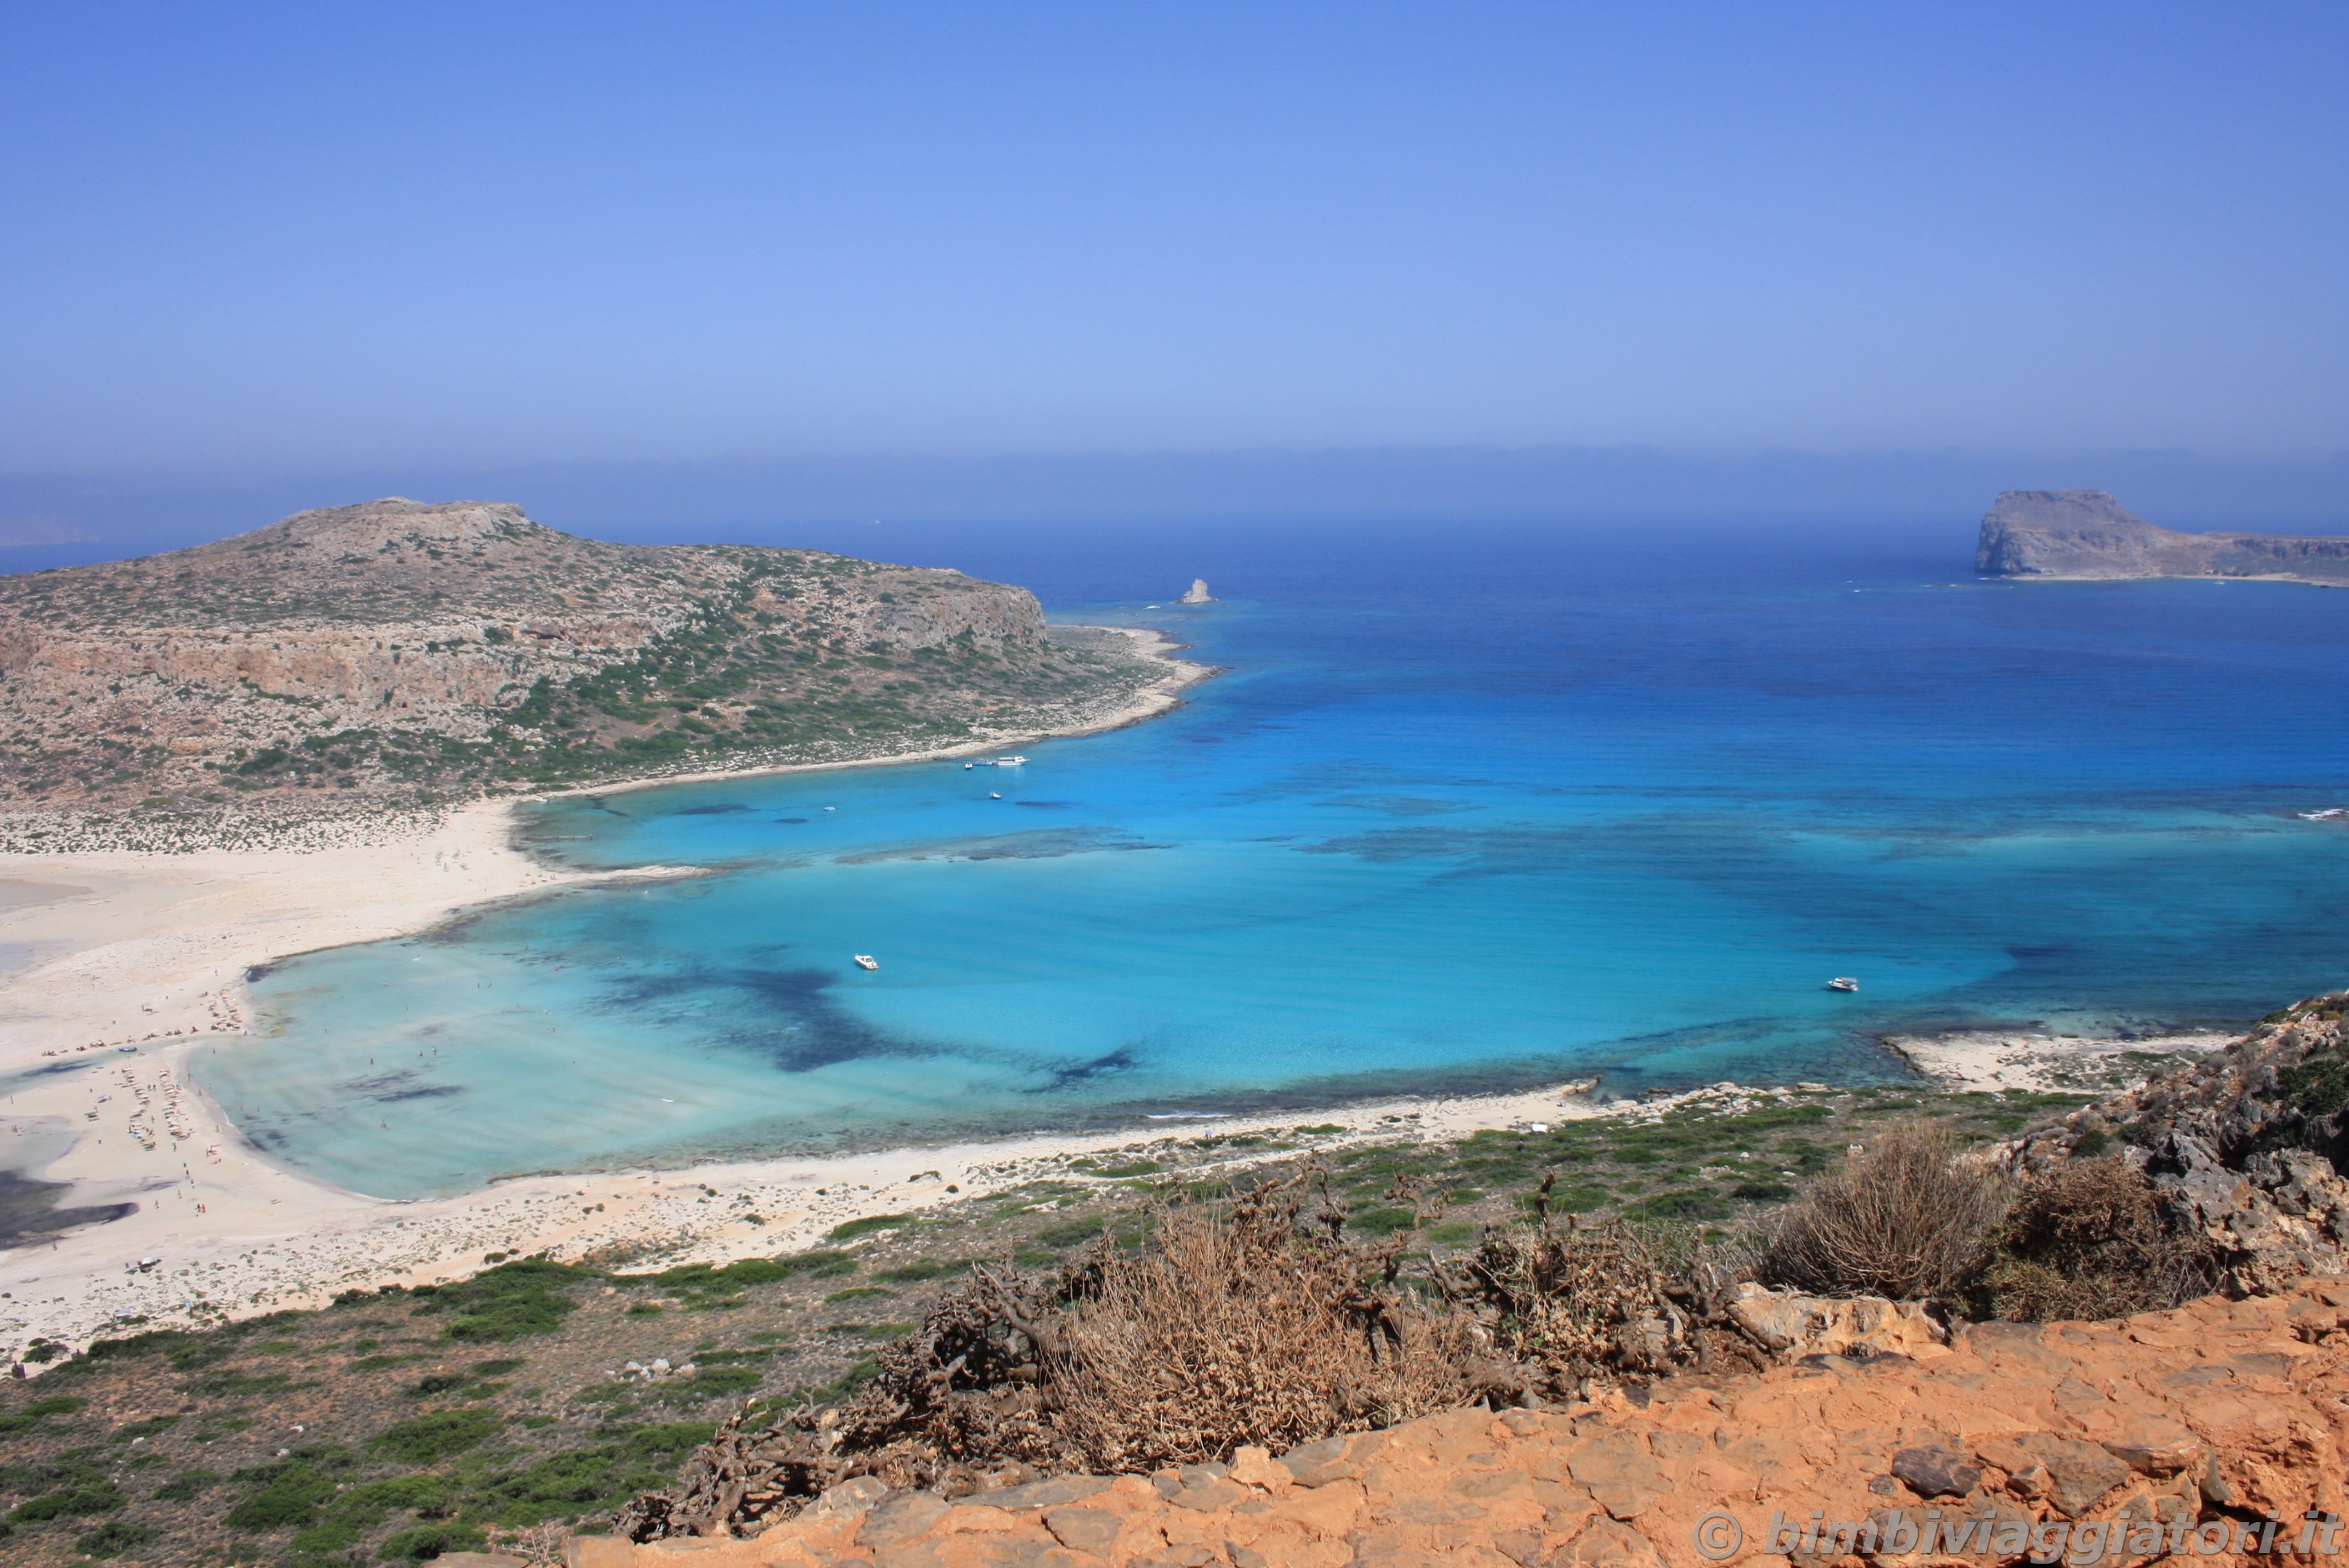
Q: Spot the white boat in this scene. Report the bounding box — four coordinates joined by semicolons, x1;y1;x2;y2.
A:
1826;977;1859;993
968;754;1028;767
853;954;879;972
988;792;1001;800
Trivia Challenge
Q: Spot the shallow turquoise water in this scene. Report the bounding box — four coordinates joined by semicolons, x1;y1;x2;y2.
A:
198;525;2349;1198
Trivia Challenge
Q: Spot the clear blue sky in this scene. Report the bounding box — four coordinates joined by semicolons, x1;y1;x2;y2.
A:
1;3;2341;475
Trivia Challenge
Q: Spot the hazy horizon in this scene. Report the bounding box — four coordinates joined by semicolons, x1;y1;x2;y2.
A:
3;444;2344;579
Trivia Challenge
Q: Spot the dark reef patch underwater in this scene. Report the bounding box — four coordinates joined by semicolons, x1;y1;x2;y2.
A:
194;520;2349;1199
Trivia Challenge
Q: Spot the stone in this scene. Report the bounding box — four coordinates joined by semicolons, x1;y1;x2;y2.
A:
2102;1416;2204;1476
2029;1435;2135;1518
1890;1443;1983;1498
1647;1431;1703;1461
802;1475;893;1522
860;1490;952;1546
1168;1475;1251;1511
565;1542;635;1568
1280;1435;1361;1487
1548;1516;1668;1568
1565;1433;1667;1520
963;1475;1114;1510
1725;1282;1949;1360
1041;1505;1124;1554
1491;1529;1547;1566
1227;1445;1294;1492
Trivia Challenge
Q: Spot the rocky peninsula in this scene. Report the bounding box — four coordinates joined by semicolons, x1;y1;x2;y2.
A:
1975;490;2349;585
0;497;1191;849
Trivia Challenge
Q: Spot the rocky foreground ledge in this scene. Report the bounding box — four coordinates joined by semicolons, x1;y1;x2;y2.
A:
543;1277;2349;1567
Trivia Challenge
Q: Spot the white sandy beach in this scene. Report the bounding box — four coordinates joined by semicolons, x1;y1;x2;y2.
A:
1879;1026;2236;1093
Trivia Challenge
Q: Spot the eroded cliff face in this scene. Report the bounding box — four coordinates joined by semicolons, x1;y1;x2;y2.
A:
1976;490;2349;584
0;499;1146;814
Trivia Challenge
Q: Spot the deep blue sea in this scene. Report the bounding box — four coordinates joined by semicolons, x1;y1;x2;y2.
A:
194;520;2349;1199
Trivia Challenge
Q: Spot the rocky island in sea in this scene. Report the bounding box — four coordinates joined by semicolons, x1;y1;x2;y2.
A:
1976;488;2349;585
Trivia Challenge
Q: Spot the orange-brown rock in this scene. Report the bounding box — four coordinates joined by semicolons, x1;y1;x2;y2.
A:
570;1278;2349;1566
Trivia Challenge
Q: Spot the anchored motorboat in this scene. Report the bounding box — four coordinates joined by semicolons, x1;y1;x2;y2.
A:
967;754;1028;767
1826;977;1859;993
853;954;879;972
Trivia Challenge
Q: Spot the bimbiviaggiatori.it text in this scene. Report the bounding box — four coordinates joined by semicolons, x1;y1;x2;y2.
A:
1691;1506;2348;1564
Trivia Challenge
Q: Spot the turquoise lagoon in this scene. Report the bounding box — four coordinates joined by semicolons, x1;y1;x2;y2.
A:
197;523;2349;1199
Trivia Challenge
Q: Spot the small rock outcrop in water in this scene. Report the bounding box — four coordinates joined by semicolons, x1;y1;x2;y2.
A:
2016;993;2349;1294
1179;577;1213;604
1976;490;2349;584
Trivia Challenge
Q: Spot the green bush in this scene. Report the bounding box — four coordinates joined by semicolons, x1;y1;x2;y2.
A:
11;1483;123;1521
475;1422;713;1522
1033;1215;1111;1248
0;1395;83;1434
424;1258;596;1342
1623;1190;1731;1223
223;1460;340;1530
289;1520;362;1552
827;1214;912;1241
1346;1206;1418;1236
75;1520;158;1559
369;1409;500;1465
378;1521;486;1560
153;1469;218;1502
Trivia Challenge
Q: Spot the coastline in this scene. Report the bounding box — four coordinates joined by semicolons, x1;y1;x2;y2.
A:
0;619;2254;1357
1984;572;2346;589
528;625;1213;804
0;625;1210;1351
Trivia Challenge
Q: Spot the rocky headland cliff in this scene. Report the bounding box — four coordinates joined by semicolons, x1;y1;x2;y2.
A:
0;499;1177;837
1976;490;2349;585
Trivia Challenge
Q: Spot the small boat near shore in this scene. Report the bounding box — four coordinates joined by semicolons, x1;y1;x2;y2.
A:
1827;977;1859;993
963;754;1028;768
853;954;879;971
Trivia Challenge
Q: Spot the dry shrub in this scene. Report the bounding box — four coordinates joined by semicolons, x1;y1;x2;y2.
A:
621;1170;1477;1540
1441;1219;1675;1391
1761;1119;2008;1299
1436;1173;1760;1395
1967;1155;2217;1321
1054;1187;1475;1469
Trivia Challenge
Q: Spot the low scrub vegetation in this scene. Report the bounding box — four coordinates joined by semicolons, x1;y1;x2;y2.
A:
1759;1119;2007;1299
631;1108;2244;1540
3;1077;2245;1560
1965;1155;2218;1321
